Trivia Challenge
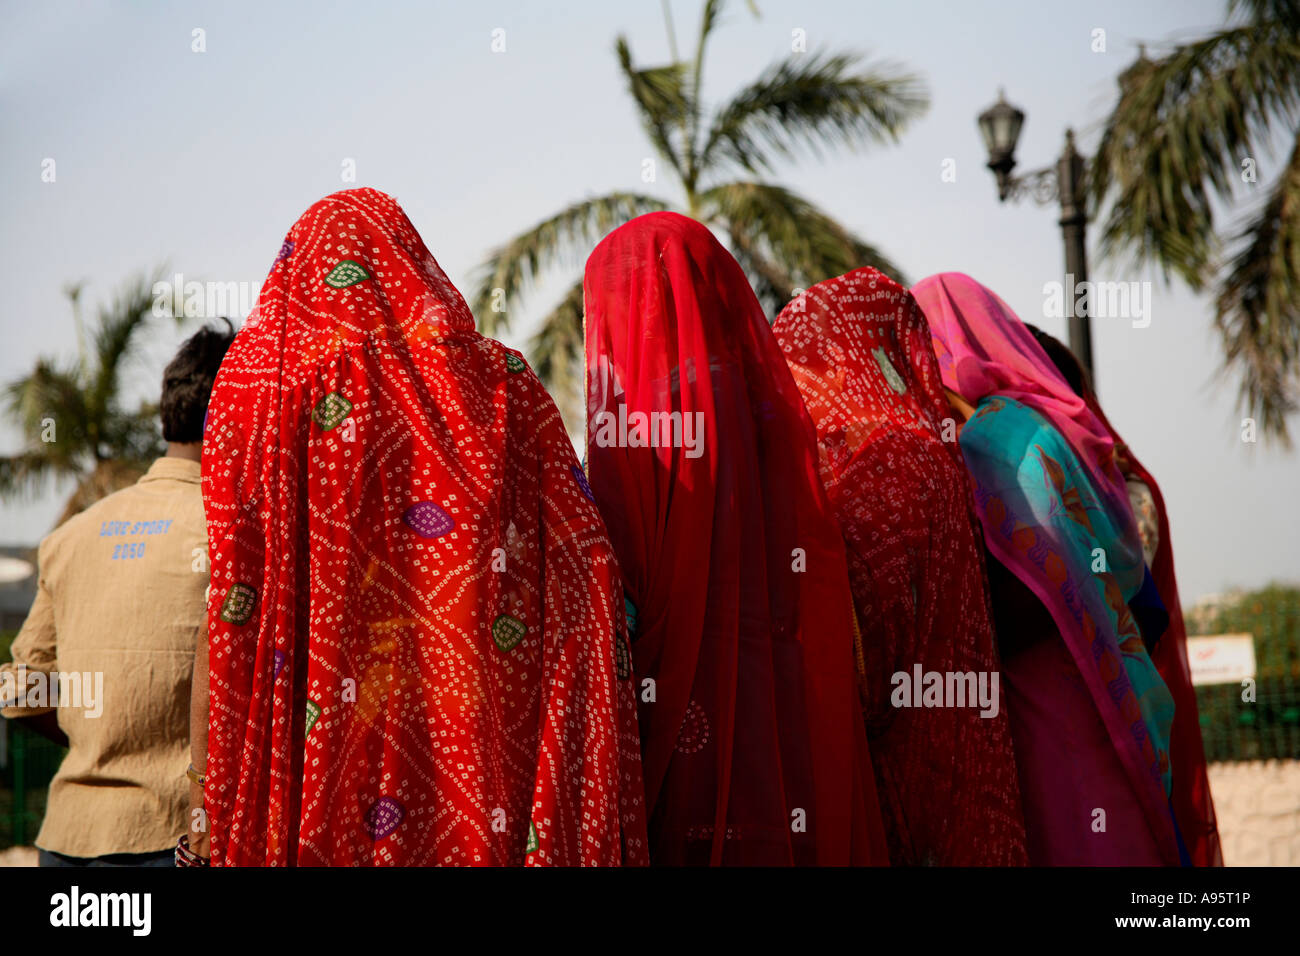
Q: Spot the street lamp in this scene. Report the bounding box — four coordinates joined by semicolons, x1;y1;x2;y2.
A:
977;90;1094;384
977;90;1024;202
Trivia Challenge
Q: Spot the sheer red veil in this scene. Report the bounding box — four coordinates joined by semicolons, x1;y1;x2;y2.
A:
583;212;887;865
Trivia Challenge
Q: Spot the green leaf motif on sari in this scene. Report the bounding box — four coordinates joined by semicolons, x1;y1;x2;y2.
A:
311;391;353;431
323;259;369;289
491;614;526;652
525;821;538;855
306;699;321;735
872;347;907;395
219;583;257;625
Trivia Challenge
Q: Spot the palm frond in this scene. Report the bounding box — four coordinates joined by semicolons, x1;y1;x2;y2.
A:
697;0;726;50
0;451;71;502
2;271;175;514
684;0;727;185
701;181;907;315
3;359;92;465
1089;21;1300;286
616;36;690;182
724;226;795;315
1215;131;1300;444
86;270;173;427
102;400;166;463
469;192;671;336
526;279;587;430
1228;0;1300;27
700;51;928;175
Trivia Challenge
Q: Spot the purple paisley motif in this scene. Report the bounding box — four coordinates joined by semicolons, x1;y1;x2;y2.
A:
273;649;286;680
364;797;405;840
570;465;595;502
403;502;454;539
276;239;294;263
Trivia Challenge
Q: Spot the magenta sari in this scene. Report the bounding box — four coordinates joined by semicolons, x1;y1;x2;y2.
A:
913;273;1182;866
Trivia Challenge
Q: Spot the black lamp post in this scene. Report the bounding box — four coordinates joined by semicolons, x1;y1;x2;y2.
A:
977;90;1094;383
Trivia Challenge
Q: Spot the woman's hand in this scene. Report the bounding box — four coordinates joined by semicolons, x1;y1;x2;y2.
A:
187;775;211;859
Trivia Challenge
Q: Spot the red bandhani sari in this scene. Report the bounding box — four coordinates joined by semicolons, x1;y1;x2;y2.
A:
583;212;887;865
773;267;1028;865
202;188;647;866
1086;401;1223;867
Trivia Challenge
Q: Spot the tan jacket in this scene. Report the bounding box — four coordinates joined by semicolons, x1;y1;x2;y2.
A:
1;457;208;857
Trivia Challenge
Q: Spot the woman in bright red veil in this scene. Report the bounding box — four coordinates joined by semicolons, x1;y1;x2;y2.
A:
200;188;647;866
582;212;887;865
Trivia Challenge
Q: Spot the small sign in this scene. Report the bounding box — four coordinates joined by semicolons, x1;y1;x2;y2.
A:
1186;633;1256;686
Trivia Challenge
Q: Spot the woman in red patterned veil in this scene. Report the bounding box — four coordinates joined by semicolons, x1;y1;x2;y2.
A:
583;212;887;865
773;267;1028;865
198;188;647;866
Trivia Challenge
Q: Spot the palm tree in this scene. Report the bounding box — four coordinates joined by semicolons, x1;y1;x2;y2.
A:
1;272;179;527
471;0;928;420
1089;0;1300;444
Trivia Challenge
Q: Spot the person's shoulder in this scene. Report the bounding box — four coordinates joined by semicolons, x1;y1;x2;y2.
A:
38;484;126;561
142;465;207;532
966;396;1057;443
961;395;1018;449
961;395;1068;473
59;466;200;527
51;482;132;536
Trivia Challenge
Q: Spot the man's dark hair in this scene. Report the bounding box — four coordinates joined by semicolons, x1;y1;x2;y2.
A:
161;319;235;442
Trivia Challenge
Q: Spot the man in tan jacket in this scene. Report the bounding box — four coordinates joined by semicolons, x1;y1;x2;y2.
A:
1;322;233;866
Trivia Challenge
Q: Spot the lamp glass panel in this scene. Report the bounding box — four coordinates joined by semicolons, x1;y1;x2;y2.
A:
1004;111;1024;152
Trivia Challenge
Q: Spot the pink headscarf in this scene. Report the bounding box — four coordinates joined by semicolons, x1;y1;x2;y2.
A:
910;272;1133;525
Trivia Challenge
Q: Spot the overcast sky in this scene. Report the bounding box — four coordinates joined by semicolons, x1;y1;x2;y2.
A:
2;0;1297;605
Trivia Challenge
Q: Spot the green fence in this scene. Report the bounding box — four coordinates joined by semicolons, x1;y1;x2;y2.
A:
0;629;68;848
0;718;65;848
1189;585;1300;764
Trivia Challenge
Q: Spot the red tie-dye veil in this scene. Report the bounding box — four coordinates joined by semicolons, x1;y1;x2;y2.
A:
202;188;647;866
583;212;887;865
773;267;1028;865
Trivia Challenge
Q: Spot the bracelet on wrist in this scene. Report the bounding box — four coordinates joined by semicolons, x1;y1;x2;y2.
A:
175;834;210;868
